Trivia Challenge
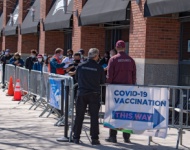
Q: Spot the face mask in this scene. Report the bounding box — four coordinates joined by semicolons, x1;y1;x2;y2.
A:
15;57;19;59
1;51;4;55
75;60;80;64
43;56;47;60
59;55;63;59
31;55;35;58
38;58;42;62
5;52;9;55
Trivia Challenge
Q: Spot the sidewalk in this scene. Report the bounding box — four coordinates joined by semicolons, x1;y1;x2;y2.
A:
0;89;189;150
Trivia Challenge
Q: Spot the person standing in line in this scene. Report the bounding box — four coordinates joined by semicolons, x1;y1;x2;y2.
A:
33;54;44;72
25;49;38;70
10;52;24;67
50;48;65;74
105;40;136;144
43;56;52;73
73;48;105;145
62;49;74;69
0;49;13;88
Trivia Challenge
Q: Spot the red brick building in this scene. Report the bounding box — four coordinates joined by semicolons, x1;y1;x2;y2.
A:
0;0;190;86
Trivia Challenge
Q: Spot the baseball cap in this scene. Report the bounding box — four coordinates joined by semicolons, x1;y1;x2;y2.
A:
5;49;10;52
116;40;125;49
78;49;85;55
37;54;43;58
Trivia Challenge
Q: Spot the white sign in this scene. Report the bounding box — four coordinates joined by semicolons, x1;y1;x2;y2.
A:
104;85;169;138
53;0;71;15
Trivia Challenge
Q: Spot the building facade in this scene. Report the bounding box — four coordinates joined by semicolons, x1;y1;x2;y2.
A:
0;0;190;86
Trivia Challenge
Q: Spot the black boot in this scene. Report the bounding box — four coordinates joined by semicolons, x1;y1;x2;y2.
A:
105;137;117;143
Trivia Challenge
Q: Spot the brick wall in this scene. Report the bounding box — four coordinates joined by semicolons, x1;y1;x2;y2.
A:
129;0;147;58
17;0;32;54
5;36;18;53
45;31;65;55
39;0;52;55
121;28;130;43
21;34;38;54
73;0;105;56
2;0;17;50
145;18;180;59
81;27;105;56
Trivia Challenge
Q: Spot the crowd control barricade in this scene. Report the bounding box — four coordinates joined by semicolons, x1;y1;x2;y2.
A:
0;64;3;85
5;64;16;86
16;67;30;104
28;70;44;110
99;84;190;149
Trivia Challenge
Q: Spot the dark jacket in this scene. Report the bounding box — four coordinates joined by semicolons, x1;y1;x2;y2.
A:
9;57;24;67
99;57;110;68
0;55;13;65
107;51;136;84
33;62;43;72
76;59;105;96
25;57;37;70
50;57;65;74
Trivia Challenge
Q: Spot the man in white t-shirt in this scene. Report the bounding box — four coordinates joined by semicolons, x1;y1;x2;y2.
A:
62;49;74;68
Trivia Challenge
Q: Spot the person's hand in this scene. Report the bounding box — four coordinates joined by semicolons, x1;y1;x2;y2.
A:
14;61;18;64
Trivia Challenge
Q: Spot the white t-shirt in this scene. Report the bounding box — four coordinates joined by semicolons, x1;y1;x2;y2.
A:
62;57;74;68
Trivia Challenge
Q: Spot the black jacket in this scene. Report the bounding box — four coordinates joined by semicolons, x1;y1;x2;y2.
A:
25;57;37;70
76;59;105;96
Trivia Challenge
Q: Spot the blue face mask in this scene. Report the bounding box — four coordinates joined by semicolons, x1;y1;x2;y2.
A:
59;55;63;59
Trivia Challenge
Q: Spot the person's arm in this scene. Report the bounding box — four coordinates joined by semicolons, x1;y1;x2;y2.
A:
25;58;29;69
75;67;79;82
132;60;137;85
9;58;15;65
51;58;65;68
100;68;106;84
106;58;114;83
33;63;37;71
19;59;24;67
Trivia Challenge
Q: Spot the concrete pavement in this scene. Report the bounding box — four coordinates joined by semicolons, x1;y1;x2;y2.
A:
0;89;190;150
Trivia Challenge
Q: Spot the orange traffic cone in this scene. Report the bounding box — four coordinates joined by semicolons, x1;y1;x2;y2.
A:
6;76;14;96
13;79;22;101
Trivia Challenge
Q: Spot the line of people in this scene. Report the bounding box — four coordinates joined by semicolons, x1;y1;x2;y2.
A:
0;40;136;146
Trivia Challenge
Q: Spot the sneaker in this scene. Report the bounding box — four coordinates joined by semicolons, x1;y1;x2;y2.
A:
124;139;131;143
73;139;80;144
105;137;117;143
91;139;101;145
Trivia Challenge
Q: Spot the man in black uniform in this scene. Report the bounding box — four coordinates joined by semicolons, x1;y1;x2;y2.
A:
25;49;38;70
73;48;105;145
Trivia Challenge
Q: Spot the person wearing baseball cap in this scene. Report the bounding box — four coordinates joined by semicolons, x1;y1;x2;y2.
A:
0;49;13;88
105;40;136;143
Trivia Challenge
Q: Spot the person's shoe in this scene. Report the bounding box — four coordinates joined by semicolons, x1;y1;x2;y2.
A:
124;139;131;143
105;137;117;143
91;139;101;145
73;139;80;144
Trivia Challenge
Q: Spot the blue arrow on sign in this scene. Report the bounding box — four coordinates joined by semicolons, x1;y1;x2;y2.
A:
112;109;165;128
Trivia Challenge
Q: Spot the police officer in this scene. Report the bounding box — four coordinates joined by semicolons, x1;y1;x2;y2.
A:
105;40;136;143
73;48;105;145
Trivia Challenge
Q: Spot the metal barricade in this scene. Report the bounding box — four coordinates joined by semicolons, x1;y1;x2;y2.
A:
0;64;3;84
17;67;29;92
5;64;16;85
29;70;42;96
99;84;190;149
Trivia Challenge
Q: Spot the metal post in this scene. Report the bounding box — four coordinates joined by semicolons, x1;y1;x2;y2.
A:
57;80;69;142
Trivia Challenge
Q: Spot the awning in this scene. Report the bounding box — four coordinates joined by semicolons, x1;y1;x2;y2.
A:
21;0;40;34
0;13;3;37
44;0;73;31
4;5;19;36
79;0;130;26
144;0;190;17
